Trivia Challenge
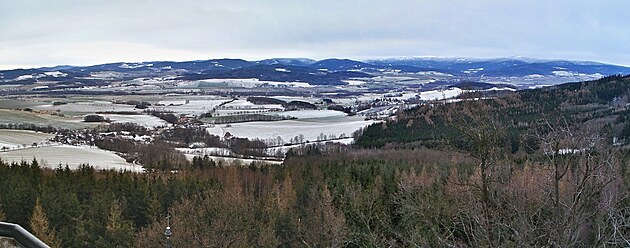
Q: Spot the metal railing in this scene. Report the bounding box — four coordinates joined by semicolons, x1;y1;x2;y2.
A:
0;222;49;248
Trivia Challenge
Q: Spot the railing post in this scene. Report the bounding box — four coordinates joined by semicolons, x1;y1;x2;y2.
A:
0;222;50;248
164;214;172;248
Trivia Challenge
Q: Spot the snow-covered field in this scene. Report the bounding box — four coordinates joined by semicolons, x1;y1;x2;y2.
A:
206;125;224;137
216;109;282;116
181;154;283;165
221;99;284;110
281;109;347;119
0;145;142;171
153;99;229;115
101;114;169;128
355;93;388;103
215;104;346;120
271;96;320;104
33;101;139;115
484;87;517;92
0;129;54;149
342;80;368;86
418;88;464;101
208;115;375;143
0;109;93;129
215;99;285;116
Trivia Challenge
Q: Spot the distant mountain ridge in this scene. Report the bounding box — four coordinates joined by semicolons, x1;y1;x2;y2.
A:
2;57;630;86
367;57;630;76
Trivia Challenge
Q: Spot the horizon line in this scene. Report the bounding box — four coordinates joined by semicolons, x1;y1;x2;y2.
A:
1;55;628;71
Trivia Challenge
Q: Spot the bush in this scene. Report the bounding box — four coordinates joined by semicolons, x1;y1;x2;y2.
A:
83;114;107;122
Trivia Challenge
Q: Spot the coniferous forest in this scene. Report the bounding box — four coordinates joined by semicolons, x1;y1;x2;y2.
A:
2;75;630;247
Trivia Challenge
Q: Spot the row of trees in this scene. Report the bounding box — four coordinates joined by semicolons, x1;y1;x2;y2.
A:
210;114;294;124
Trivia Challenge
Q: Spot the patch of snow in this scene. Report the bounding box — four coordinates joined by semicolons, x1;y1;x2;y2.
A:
418;88;463;101
342;80;367;86
222;99;283;110
281;110;347;119
557;148;586;155
120;63;152;69
15;75;34;81
415;71;453;77
528;85;552;89
206;125;224;137
483;87;517;92
275;68;290;73
525;74;545;79
590;73;604;78
552;71;578;77
100;114;169;128
464;68;484;74
31;86;49;90
212;116;375;143
181;154;282;165
0;145;142;171
0;130;54;150
43;71;67;77
225;99;256;107
153;99;229;116
271;96;319;104
158;100;187;106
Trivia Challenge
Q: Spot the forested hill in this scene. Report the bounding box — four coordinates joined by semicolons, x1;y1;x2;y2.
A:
355;74;630;149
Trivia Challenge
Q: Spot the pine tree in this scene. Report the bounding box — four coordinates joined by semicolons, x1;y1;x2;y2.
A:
106;199;134;247
71;217;91;247
30;198;61;248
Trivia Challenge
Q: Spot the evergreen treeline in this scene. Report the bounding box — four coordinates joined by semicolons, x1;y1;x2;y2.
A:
2;131;629;247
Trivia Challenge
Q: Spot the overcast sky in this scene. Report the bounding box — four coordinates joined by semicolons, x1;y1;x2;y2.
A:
1;0;629;69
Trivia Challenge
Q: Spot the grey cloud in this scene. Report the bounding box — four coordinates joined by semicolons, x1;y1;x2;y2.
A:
1;0;630;68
